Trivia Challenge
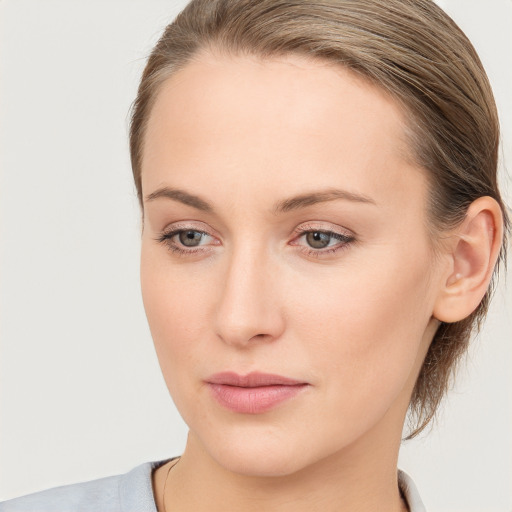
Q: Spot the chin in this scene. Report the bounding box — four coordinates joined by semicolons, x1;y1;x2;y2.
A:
192;424;335;478
211;443;309;477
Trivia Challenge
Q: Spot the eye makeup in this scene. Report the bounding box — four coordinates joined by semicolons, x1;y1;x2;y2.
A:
290;223;356;258
154;221;356;259
155;225;218;257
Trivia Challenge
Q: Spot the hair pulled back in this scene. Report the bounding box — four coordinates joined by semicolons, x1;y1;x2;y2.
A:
130;0;509;437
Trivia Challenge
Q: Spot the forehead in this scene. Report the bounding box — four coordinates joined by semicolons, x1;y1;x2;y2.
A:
142;52;425;211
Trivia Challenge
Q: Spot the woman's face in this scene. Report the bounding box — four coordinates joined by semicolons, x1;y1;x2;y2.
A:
140;53;443;476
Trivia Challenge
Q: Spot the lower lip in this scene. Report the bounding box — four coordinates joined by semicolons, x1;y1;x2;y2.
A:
207;383;308;414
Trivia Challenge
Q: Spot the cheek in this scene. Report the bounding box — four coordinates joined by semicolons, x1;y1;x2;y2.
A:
289;246;434;412
140;246;213;388
141;232;437;443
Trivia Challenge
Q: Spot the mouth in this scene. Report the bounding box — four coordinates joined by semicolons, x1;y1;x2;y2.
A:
205;371;310;414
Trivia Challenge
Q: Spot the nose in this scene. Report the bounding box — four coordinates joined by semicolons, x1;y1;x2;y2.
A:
214;245;285;348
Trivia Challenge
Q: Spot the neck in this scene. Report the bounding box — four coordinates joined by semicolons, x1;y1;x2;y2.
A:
153;319;434;512
156;413;409;512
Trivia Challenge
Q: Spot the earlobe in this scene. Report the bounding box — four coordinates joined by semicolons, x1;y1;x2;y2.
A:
433;196;504;323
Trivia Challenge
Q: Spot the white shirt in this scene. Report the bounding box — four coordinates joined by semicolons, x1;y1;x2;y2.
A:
0;461;426;511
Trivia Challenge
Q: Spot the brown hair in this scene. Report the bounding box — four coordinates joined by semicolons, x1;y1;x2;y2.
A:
129;0;509;437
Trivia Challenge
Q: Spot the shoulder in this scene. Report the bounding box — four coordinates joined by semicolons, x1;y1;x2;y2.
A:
0;460;170;512
398;469;427;512
0;474;123;512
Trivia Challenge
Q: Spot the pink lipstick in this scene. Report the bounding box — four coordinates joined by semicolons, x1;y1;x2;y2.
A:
206;372;309;414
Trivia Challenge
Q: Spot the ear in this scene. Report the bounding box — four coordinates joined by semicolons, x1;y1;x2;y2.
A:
433;196;504;323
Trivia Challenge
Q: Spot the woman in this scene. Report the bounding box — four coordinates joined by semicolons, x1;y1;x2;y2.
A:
1;0;508;511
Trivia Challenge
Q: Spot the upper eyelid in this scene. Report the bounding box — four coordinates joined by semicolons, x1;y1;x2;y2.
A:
290;230;354;247
156;228;217;253
161;220;218;236
294;222;355;237
158;221;355;242
161;227;216;243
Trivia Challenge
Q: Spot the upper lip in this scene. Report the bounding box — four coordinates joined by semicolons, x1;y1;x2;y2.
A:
206;371;306;387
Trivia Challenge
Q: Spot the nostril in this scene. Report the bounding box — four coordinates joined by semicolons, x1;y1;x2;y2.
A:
251;333;270;341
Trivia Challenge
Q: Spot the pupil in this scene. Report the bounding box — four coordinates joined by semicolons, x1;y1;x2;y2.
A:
306;231;330;249
180;230;202;246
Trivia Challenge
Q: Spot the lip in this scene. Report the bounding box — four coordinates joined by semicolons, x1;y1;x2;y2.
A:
206;372;309;414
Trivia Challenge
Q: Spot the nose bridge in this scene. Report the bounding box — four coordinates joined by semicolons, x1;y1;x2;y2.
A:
215;241;283;346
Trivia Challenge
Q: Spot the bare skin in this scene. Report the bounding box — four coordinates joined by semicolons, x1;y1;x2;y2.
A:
141;52;502;512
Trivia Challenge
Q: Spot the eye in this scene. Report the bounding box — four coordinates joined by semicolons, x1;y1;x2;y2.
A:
178;230;207;247
291;224;356;257
156;225;219;255
304;231;335;249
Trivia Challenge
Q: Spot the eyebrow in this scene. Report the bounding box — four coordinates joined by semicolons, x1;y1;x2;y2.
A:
273;188;376;213
144;186;376;213
145;187;213;212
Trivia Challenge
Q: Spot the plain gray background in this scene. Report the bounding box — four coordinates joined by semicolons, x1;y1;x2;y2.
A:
1;1;510;510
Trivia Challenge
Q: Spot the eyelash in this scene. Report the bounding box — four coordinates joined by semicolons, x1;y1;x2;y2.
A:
292;225;355;258
155;225;355;258
155;228;214;256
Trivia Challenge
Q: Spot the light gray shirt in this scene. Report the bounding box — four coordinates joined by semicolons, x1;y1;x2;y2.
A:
0;461;426;511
